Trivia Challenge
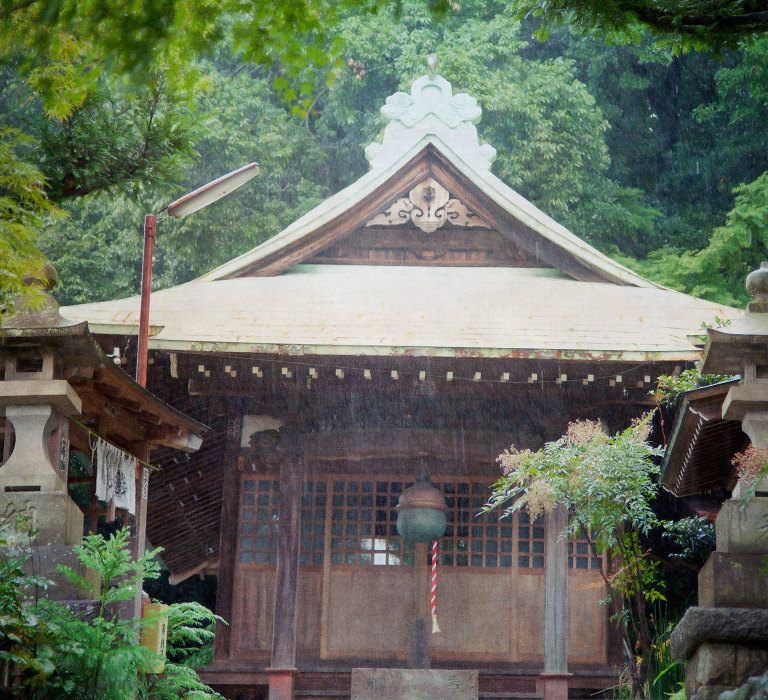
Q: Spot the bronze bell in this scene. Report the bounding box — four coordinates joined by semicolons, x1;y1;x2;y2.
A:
396;474;447;543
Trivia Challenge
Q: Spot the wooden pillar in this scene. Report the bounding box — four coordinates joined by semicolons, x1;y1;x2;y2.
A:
408;541;431;668
131;458;150;620
268;442;302;699
541;504;570;700
213;412;242;660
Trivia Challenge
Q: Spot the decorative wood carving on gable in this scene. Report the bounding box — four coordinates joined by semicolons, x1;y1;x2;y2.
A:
365;177;490;233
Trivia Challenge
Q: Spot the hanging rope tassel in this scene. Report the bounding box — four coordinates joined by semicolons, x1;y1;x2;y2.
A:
431;539;440;634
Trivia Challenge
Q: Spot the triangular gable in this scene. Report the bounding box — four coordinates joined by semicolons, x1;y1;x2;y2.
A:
200;138;657;287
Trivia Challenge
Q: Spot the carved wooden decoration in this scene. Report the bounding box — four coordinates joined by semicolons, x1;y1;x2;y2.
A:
366;178;490;233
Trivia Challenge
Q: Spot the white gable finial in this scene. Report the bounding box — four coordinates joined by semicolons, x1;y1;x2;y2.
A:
364;64;497;173
427;53;438;79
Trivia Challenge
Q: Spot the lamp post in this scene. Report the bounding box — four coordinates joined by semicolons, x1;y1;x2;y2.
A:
136;162;260;387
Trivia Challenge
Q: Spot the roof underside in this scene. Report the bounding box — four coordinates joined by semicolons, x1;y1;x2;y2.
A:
661;381;746;497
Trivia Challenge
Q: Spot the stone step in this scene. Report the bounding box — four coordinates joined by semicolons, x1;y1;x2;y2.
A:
294;694;543;699
480;694;544;699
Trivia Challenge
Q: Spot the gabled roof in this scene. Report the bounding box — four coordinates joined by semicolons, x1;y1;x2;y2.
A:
200;71;655;286
61;71;741;361
200;137;655;287
660;380;745;497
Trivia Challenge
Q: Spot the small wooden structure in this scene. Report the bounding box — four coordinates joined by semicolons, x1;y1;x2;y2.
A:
63;69;738;699
0;282;206;615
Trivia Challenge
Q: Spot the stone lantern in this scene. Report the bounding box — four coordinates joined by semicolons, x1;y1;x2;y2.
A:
669;262;768;699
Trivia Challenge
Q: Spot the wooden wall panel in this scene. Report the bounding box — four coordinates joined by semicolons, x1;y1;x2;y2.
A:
297;570;323;654
325;568;414;660
233;568;275;654
515;573;545;660
229;567;323;656
567;573;607;664
431;569;512;660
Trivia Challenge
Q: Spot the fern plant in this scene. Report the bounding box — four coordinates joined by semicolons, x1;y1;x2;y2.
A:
1;526;224;699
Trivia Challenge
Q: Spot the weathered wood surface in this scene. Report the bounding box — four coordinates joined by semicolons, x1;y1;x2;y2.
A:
544;505;568;674
271;455;302;669
351;668;478;700
212;413;241;660
299;429;510;464
314;224;545;268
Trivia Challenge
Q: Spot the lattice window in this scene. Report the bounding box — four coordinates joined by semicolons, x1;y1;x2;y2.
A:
568;530;602;570
236;476;609;574
517;510;545;569
328;479;413;565
300;480;327;565
439;481;514;568
239;478;279;565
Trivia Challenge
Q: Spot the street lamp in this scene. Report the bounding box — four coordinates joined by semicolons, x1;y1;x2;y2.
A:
136;162;260;387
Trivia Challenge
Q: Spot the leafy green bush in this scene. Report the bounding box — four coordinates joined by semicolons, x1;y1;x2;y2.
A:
0;519;223;698
488;414;667;698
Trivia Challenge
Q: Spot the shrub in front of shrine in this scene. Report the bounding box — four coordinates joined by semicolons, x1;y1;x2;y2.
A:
487;414;667;699
0;518;223;699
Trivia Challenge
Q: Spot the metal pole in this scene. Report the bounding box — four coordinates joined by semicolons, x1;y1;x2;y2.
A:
136;213;155;388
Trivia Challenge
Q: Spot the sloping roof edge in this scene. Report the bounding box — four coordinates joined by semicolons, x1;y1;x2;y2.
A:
198;135;658;289
660;379;745;497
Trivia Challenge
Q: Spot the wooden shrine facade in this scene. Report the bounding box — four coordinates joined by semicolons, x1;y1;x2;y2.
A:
62;68;740;699
124;349;685;699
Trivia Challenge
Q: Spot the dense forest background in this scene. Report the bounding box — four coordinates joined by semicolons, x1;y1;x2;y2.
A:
3;0;768;309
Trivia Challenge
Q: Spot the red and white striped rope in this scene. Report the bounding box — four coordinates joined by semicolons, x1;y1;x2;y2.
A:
431;539;440;634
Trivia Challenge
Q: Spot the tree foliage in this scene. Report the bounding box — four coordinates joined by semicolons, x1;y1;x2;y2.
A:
0;128;60;317
640;171;768;306
4;1;768;310
510;0;768;51
0;507;56;695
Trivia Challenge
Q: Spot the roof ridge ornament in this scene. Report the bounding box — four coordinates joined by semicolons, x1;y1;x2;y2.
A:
365;61;497;173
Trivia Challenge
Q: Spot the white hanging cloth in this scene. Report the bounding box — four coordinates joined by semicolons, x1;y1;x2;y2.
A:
95;438;136;515
113;451;136;513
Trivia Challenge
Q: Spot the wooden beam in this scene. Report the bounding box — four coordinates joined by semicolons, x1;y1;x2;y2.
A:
544;505;568;674
212;412;242;661
271;445;302;669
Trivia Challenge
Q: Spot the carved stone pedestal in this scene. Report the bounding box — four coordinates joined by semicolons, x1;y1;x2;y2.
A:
671;608;768;700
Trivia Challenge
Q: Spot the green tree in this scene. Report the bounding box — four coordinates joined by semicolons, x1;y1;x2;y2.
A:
40;52;331;305
0;128;60;317
487;415;666;697
640;171;768;306
315;2;660;254
509;0;768;51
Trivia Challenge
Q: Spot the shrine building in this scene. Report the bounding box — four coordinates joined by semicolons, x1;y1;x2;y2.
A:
61;69;738;699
